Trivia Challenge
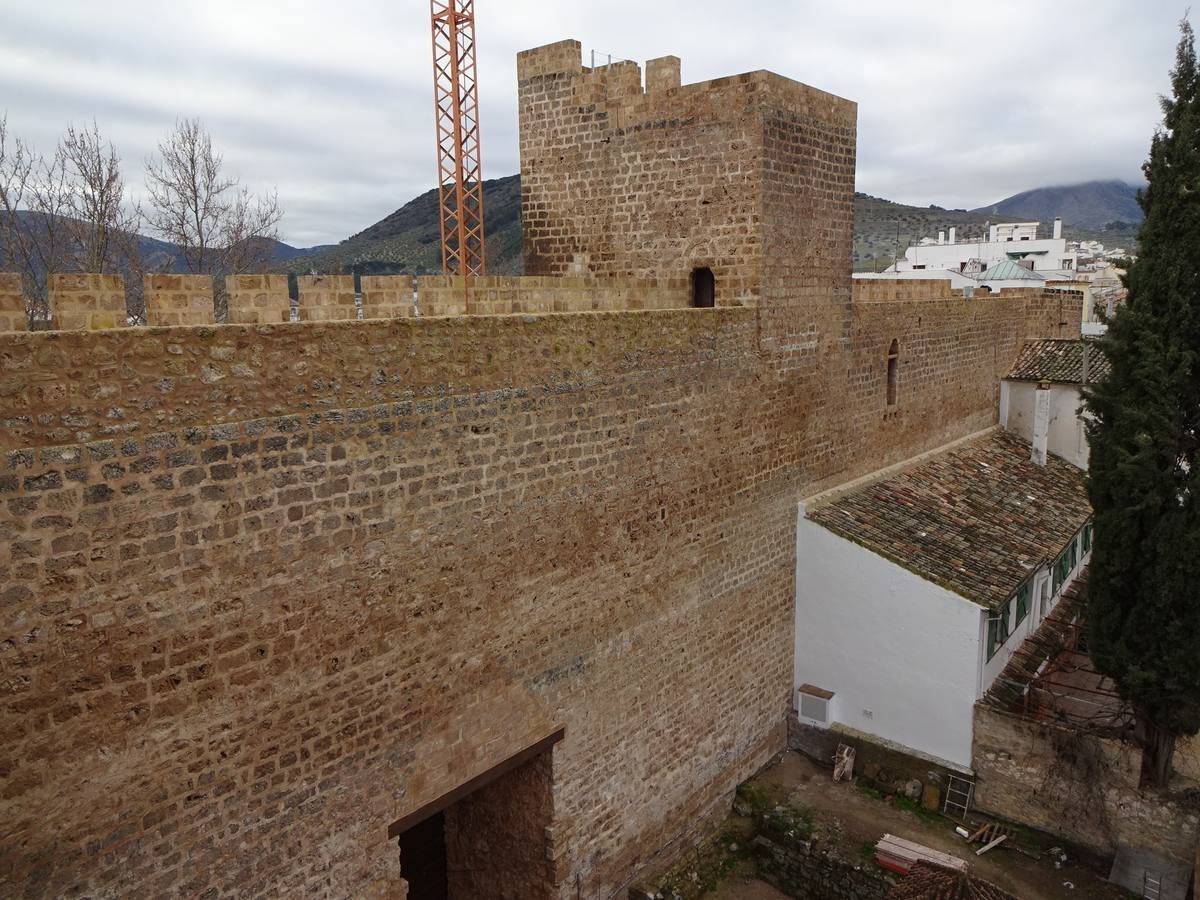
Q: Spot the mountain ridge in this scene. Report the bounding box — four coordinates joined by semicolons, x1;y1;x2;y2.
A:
278;176;1141;276
971;179;1143;229
4;178;1141;281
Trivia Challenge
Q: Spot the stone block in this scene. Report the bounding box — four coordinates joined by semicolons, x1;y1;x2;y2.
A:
49;273;127;330
0;272;26;331
145;273;215;326
227;274;291;325
646;56;681;93
921;783;940;811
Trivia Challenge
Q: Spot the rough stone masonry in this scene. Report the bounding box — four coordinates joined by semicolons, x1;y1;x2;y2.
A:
0;39;1080;898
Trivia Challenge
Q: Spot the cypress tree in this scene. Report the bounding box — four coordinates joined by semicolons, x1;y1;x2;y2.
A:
1083;19;1200;787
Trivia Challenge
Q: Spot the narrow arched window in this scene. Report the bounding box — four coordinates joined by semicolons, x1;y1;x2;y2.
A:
886;339;899;406
691;267;715;308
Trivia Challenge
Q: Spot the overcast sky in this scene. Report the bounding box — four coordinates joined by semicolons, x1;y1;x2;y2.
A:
0;1;1189;247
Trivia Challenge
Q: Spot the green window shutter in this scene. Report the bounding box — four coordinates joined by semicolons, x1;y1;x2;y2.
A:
1016;583;1030;623
1054;552;1069;592
1069;536;1078;569
1082;523;1092;553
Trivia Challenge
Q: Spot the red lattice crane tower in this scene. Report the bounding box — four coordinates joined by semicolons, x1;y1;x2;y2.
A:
430;0;486;277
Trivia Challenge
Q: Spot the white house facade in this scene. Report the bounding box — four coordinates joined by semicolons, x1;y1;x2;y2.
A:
888;219;1079;276
794;430;1092;770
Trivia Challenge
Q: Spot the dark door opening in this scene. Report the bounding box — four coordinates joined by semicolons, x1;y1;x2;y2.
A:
390;728;563;900
397;811;447;900
691;267;715;308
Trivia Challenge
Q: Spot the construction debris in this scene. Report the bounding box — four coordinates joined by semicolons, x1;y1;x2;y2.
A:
976;834;1008;856
833;744;856;782
875;833;968;875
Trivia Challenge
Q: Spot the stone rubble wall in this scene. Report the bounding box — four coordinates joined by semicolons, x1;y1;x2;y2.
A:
973;705;1200;866
754;835;890;900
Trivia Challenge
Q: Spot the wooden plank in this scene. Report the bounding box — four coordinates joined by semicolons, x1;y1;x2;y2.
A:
876;834;968;871
976;834;1009;856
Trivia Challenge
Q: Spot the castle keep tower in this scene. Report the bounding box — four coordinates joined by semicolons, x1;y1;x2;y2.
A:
517;39;858;333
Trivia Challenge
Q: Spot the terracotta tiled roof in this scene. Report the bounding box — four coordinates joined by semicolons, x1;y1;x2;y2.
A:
888;862;1017;900
807;430;1091;610
1007;339;1110;384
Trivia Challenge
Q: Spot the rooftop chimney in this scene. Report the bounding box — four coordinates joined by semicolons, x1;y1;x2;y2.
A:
948;227;957;245
1053;217;1062;240
1031;381;1051;466
989;225;998;243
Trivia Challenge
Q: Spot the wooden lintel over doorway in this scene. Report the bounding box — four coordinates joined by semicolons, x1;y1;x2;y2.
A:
387;726;565;839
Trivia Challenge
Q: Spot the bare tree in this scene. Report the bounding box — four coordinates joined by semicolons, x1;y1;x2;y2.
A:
61;121;141;275
0;117;74;319
0;114;33;279
145;118;282;278
1;115;143;323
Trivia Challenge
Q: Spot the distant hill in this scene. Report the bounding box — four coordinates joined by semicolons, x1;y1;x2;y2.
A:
1;210;322;277
3;177;1143;282
973;180;1143;229
280;175;1141;277
279;175;522;276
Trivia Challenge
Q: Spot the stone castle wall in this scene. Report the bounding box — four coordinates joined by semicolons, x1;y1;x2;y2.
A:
9;273;697;331
0;38;1083;900
0;283;1079;897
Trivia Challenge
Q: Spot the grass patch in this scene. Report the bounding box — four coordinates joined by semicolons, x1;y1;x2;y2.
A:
736;779;814;844
855;781;946;828
855;782;884;801
735;781;773;814
651;827;751;900
892;794;945;827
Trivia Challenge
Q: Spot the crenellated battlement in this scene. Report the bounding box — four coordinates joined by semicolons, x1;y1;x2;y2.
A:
0;271;704;332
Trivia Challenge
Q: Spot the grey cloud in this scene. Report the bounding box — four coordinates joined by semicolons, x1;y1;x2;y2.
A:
0;0;1190;244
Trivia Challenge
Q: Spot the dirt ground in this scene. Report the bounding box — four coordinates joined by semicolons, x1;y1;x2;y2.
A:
712;751;1132;900
708;873;791;900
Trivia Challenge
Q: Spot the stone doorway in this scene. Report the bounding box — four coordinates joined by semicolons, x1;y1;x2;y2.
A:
396;812;448;900
691;266;715;308
390;730;561;900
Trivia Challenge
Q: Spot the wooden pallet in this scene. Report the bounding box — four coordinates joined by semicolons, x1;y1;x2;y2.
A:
967;820;1016;852
875;833;968;875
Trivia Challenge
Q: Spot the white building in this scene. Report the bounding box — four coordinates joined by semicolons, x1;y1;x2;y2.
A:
888;219;1080;276
1001;339;1106;470
794;430;1092;769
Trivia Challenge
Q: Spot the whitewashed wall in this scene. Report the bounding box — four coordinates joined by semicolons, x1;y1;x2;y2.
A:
1000;380;1088;469
893;235;1077;273
795;506;984;769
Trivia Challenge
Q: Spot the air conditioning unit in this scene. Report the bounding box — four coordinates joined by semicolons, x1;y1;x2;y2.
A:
795;683;834;727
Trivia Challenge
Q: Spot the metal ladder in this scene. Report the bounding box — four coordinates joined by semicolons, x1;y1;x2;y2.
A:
942;774;974;821
1142;870;1162;900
